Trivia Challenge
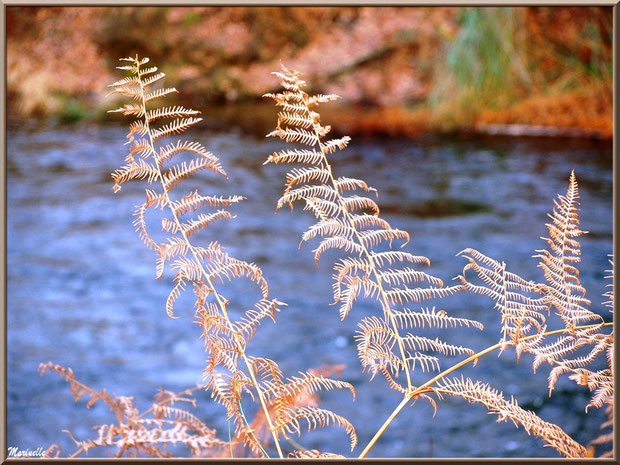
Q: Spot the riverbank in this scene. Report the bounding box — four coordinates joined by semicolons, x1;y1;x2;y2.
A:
7;6;612;139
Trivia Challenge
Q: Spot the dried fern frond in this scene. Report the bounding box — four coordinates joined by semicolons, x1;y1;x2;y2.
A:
458;248;549;351
435;376;587;458
39;363;226;458
106;56;355;458
237;364;357;456
534;171;601;330
456;172;613;456
289;449;345;458
266;65;481;393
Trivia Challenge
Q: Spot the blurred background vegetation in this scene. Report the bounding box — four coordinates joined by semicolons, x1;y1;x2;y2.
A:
7;6;613;138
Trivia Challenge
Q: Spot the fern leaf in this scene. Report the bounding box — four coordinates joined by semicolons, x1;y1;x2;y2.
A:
181;210;234;237
323;136;351;154
533;172;599;330
392;307;484;331
386;285;461;305
151;117;203;141
335;177;377;194
108;103;144;117
370;251;431;267
341;195;380;215
231;299;284;341
302;218;354;243
289;450;344;458
436;376;587;458
378;267;444;288
133;201;157;250
265;149;325;166
144;87;179;103
111;159;160;192
157;140;222;168
162;159;225;192
171;191;244;217
308;94;342;106
267;127;320;146
313;236;365;262
277;185;339;210
458;248;548;345
142;72;166;87
147;106;200;122
284;167;332;192
275;406;358;451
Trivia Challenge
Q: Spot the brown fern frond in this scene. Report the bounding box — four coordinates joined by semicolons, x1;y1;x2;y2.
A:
453;172;613;459
533;171;601;330
289;449;344;458
436;376;587;457
266;372;356;406
141;72;166;87
458;248;549;347
162;159;226;192
313;236;365;262
322;137;351;154
230;299;284;341
144;87;179;103
385;285;461;306
178;210;235;237
41;363;227;458
108;85;142;100
285;167;332;192
302;218;353;243
109;103;144;117
111;159;160;192
39;362;122;419
105;56;355;458
277;185;340;210
267;127;320;146
589;401;613;457
265;65;481;393
276;406;358;451
252;356;285;382
391;307;484;331
264;149;325;166
146;106;200;122
151;117;203;142
172;191;244;217
401;335;475;358
42;445;62;458
157;140;222;169
341;195;380;215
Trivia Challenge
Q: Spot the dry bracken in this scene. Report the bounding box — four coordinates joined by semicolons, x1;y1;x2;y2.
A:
265;65;483;395
266;67;612;459
43;56;356;459
457;172;613;457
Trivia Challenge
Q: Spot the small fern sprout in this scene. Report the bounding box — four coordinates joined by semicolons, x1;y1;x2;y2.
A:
264;65;483;397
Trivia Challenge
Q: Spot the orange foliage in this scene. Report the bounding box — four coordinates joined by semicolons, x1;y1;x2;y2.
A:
476;88;612;138
6;6;613;138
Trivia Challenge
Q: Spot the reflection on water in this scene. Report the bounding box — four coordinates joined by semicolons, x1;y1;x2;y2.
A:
7;119;612;457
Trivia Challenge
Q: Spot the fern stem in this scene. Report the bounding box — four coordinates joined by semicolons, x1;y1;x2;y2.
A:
134;59;284;459
358;321;612;458
237;400;270;458
312;127;414;391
